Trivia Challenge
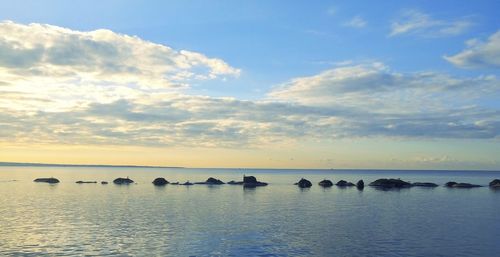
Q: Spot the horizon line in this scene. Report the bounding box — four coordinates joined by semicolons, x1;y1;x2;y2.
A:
0;161;499;172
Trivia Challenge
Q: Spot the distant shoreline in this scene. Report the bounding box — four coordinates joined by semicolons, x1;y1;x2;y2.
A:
0;162;183;169
0;161;499;173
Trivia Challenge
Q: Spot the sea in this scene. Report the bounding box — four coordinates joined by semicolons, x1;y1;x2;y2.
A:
1;166;499;256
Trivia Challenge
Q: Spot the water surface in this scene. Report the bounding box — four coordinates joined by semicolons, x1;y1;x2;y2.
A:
1;167;499;256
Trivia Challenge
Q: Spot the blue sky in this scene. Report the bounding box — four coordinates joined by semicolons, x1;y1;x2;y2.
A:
3;0;499;97
0;1;499;169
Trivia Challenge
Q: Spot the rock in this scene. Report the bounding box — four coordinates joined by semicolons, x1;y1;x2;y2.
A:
243;175;268;187
318;179;333;187
152;177;169;186
195;177;225;185
76;181;97;184
412;182;439;187
227;176;267;187
336;180;355;187
181;181;193;186
369;178;411;188
356;180;365;190
489;179;500;188
445;182;482;188
170;182;179;185
34;178;60;184
113;177;134;184
244;176;258;184
101;181;108;184
206;177;225;184
295;178;312;188
445;181;457;187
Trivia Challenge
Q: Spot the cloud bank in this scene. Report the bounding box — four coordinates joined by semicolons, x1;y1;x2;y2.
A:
1;21;499;149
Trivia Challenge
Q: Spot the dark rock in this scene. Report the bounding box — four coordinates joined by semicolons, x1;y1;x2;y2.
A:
356;180;365;189
113;177;134;184
318;179;333;187
101;181;108;184
412;182;439;187
227;176;267;187
34;178;60;184
243;175;268;187
369;178;412;188
152;177;169;186
206;177;225;184
336;180;355;187
445;181;457;187
243;176;258;184
445;181;482;188
195;177;225;185
489;179;500;188
76;181;97;184
295;178;312;188
181;181;193;186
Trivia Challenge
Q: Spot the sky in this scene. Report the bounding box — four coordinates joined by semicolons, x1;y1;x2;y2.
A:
0;0;499;169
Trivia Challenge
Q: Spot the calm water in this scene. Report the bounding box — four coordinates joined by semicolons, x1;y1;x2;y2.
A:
0;166;499;256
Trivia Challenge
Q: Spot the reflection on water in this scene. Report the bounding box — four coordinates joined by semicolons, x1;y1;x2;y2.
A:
0;166;499;256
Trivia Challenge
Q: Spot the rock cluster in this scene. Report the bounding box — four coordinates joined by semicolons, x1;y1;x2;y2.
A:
369;178;412;189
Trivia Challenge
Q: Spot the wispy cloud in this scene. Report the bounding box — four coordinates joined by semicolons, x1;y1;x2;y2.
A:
389;10;473;37
326;6;337;16
343;16;367;28
444;30;500;69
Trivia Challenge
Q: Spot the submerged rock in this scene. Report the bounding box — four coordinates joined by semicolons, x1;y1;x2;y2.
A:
369;178;411;188
113;177;134;185
336;180;355;187
101;181;108;184
412;182;439;187
195;177;225;185
445;182;482;188
76;181;97;184
34;178;60;184
489;179;500;188
318;179;333;187
295;178;312;188
227;180;243;185
170;182;179;185
356;180;365;190
152;177;169;186
181;181;194;186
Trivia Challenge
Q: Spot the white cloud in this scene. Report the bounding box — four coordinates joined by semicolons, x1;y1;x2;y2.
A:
268;63;500;139
0;20;240;112
389;10;473;37
1;21;499;149
343;16;367;28
444;30;500;69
